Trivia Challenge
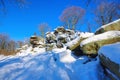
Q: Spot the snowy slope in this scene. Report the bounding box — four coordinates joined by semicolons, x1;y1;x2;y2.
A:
0;52;108;80
80;31;120;47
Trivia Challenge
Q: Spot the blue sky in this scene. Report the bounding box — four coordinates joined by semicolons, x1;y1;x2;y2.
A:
0;0;93;41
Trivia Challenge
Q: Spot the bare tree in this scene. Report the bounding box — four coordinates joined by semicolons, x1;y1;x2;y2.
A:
8;40;16;51
59;6;85;30
94;0;120;26
38;23;49;38
0;33;17;55
86;22;92;32
0;0;28;14
17;41;24;48
0;33;9;50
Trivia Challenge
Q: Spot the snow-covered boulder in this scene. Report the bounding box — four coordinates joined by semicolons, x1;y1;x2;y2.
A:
30;35;45;48
57;34;67;43
54;26;66;35
66;32;94;50
95;19;120;34
45;27;80;50
46;43;57;51
46;32;56;43
80;31;120;55
98;42;120;79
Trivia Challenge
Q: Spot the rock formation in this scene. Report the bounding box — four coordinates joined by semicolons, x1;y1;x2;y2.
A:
98;43;120;80
80;31;120;55
95;19;120;34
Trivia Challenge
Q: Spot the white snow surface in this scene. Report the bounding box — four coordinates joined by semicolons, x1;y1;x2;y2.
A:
96;19;120;32
80;31;120;47
80;32;94;38
0;43;110;80
17;47;46;56
98;42;120;64
52;47;76;63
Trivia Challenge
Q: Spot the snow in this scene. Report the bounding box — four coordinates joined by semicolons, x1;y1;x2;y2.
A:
95;19;120;32
0;52;108;80
80;31;120;47
0;42;109;80
17;47;46;56
80;32;94;38
65;36;81;47
52;47;76;63
98;42;120;64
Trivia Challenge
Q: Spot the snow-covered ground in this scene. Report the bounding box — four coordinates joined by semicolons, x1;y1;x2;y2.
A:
0;47;109;80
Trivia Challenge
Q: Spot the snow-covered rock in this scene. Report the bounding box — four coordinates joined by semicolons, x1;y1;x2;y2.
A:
45;26;81;50
30;35;45;48
98;42;120;79
80;31;120;55
80;32;94;38
66;32;94;50
95;19;120;34
46;32;56;43
66;36;81;50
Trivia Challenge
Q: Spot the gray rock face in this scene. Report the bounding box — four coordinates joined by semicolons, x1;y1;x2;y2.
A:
99;54;120;79
98;43;120;79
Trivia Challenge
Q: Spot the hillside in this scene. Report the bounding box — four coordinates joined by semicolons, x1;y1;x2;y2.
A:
0;19;120;80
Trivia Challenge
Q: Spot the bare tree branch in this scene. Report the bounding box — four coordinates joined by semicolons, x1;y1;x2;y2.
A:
59;6;85;30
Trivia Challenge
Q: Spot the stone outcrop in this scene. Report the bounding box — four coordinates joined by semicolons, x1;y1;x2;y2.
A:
30;35;45;48
95;19;120;34
98;43;120;79
46;32;56;43
45;26;78;50
54;26;66;35
80;31;120;55
66;32;94;51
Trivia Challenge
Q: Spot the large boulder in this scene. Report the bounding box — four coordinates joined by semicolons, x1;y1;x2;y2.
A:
54;26;66;35
66;36;84;50
66;29;75;35
45;32;56;43
80;31;120;55
30;35;45;48
95;19;120;34
30;35;39;45
98;43;120;79
66;32;94;50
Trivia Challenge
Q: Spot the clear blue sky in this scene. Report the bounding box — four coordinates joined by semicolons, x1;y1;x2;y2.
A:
0;0;93;41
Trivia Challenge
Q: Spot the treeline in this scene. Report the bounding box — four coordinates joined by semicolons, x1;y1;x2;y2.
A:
0;33;24;55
